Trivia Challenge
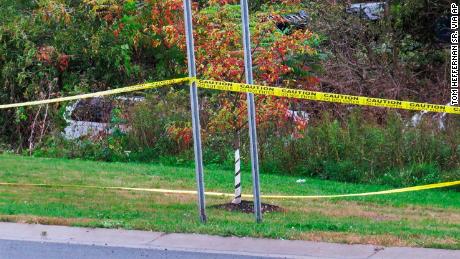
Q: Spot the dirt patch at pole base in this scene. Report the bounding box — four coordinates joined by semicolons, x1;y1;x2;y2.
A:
211;200;284;214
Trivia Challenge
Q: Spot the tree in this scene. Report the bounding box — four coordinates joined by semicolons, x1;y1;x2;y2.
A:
0;0;187;149
159;0;321;203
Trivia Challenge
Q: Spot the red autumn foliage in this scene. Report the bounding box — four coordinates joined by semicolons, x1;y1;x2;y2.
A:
96;0;321;145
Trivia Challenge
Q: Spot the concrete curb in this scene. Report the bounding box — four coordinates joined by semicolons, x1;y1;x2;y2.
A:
0;222;458;259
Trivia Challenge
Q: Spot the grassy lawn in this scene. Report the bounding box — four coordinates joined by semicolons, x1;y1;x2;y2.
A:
0;154;459;249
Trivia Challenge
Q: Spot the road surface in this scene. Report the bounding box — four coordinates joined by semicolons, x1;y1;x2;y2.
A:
0;239;263;259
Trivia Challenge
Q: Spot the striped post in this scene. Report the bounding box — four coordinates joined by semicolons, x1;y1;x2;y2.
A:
232;149;242;204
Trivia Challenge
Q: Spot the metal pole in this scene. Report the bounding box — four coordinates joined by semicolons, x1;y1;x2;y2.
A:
183;0;206;223
240;0;262;223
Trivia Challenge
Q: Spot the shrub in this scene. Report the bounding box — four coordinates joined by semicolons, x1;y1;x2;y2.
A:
259;109;460;186
126;89;192;156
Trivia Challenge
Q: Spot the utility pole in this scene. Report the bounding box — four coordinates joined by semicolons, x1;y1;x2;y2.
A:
240;0;262;223
183;0;206;223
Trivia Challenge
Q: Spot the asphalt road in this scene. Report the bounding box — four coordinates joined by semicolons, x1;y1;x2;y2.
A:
0;239;267;259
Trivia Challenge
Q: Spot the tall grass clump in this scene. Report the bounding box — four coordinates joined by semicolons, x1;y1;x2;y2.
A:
34;106;459;187
260;110;459;186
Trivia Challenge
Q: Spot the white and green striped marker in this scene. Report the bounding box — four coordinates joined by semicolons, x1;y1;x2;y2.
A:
232;149;242;204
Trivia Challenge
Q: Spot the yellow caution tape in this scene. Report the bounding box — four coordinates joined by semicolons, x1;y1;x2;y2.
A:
1;77;459;114
0;78;191;109
258;180;460;199
0;180;458;199
195;79;460;115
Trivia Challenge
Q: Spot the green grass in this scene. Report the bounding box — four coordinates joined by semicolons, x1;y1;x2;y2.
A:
0;154;459;249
